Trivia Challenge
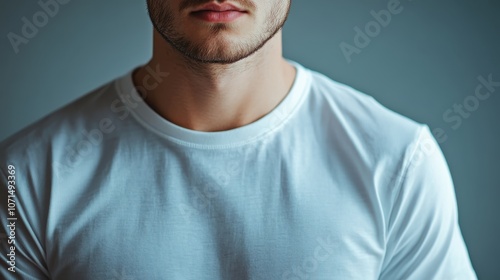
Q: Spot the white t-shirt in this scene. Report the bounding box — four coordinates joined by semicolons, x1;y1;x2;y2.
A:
0;60;477;279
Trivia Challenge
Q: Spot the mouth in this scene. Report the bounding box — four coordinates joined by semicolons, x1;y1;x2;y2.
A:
190;3;248;23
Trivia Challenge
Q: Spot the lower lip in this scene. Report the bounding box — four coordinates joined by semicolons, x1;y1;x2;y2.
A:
191;10;246;22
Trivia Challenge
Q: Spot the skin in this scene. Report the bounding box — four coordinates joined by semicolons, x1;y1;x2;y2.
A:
133;0;296;132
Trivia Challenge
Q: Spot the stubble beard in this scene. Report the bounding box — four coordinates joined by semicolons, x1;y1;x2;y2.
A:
146;0;291;64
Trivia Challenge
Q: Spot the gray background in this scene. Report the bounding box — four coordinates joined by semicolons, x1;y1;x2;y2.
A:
1;0;499;278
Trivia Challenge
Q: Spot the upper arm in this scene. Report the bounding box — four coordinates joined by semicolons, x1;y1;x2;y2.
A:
1;163;50;279
379;126;477;280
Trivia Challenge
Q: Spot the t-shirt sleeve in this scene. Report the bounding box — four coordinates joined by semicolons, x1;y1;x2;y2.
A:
0;162;50;279
379;125;477;280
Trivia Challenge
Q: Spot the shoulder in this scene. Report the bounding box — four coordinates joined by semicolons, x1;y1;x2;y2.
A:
0;76;124;175
305;67;426;158
297;65;437;192
310;69;422;134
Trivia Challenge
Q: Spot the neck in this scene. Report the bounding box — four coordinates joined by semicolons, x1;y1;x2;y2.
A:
133;30;296;132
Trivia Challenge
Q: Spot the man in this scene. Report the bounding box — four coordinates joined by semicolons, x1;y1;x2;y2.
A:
0;0;477;279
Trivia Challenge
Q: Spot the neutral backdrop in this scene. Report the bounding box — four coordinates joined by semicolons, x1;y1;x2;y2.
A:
1;0;499;278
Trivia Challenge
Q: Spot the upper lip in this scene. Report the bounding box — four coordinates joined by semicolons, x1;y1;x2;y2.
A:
192;3;245;12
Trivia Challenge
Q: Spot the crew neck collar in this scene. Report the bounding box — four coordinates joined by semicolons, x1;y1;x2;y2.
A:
115;60;312;149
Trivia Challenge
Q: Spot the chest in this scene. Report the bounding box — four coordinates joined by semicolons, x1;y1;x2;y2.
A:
46;149;386;279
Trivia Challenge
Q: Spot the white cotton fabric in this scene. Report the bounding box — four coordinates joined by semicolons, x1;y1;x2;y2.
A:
0;60;477;279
